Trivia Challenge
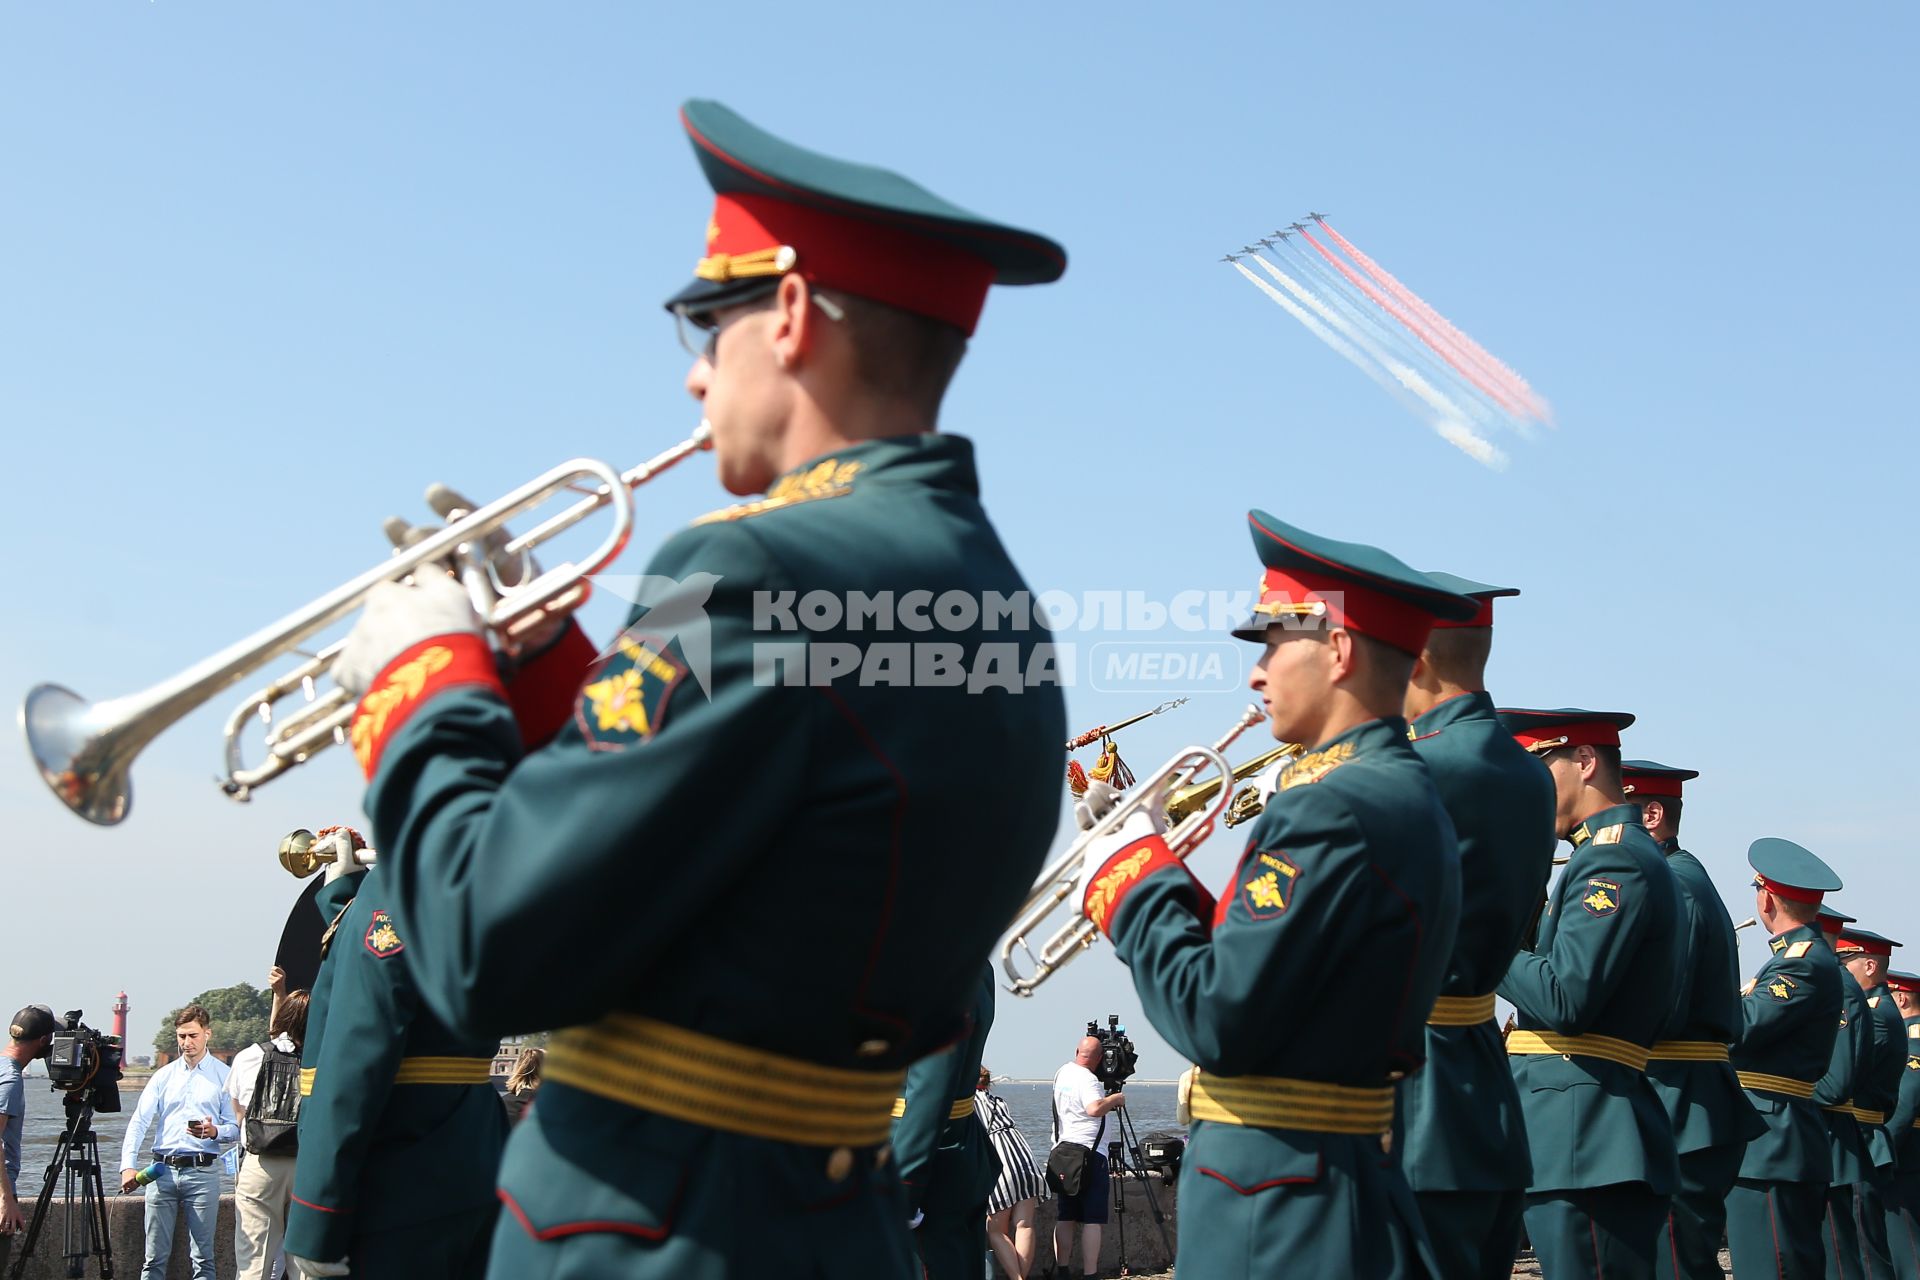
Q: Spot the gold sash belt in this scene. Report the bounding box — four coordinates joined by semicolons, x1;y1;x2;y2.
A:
1427;994;1497;1026
889;1096;977;1120
1737;1071;1819;1100
547;1013;905;1148
1185;1070;1394;1136
1823;1101;1889;1125
298;1056;492;1096
1506;1030;1651;1071
1647;1041;1733;1063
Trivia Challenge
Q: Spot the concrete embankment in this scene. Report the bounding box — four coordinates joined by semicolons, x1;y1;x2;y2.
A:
9;1195;237;1280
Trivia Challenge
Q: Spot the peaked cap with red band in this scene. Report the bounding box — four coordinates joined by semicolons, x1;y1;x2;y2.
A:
664;100;1066;335
1422;570;1519;630
1816;902;1857;933
1835;926;1902;958
1621;758;1699;799
1498;707;1636;755
1884;970;1920;993
1749;836;1843;905
1231;510;1478;655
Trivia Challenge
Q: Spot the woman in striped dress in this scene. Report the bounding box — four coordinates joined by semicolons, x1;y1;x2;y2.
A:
977;1066;1049;1279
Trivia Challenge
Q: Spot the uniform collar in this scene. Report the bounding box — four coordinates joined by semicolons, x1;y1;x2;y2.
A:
1659;837;1684;856
1409;689;1494;739
1768;921;1822;951
767;433;979;499
1568;802;1642;849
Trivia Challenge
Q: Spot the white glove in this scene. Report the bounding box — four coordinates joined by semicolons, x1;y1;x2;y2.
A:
286;1255;350;1278
323;837;373;886
1074;779;1123;833
385;484;567;655
906;1209;925;1230
333;574;482;697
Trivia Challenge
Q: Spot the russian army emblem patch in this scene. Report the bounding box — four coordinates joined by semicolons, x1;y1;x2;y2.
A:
364;910;404;958
576;631;688;751
1581;878;1622;917
1242;851;1299;920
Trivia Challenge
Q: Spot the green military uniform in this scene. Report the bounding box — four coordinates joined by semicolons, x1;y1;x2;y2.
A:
1725;840;1846;1280
1497;711;1682;1280
1619;761;1764;1280
1819;914;1878;1280
1398;575;1557;1280
1882;975;1920;1279
1837;929;1909;1280
1085;513;1474;1279
892;968;1000;1280
344;101;1069;1279
283;868;506;1277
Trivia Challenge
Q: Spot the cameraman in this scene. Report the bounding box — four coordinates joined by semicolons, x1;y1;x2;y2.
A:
1;1005;57;1275
1049;1036;1126;1280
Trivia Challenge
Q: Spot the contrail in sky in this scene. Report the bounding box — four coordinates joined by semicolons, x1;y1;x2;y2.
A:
1313;216;1553;424
1229;259;1506;468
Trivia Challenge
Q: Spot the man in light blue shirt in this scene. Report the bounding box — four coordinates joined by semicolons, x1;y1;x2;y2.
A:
118;1004;237;1280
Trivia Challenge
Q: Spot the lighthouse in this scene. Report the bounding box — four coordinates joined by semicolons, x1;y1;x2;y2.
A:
112;991;129;1047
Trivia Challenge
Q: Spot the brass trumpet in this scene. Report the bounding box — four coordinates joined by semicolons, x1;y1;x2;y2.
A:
1735;917;1758;932
1001;706;1269;996
1163;742;1303;829
22;426;712;825
279;828;376;879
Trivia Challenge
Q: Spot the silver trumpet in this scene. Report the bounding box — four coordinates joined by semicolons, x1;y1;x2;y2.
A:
1735;917;1758;931
22;425;713;825
1001;705;1268;996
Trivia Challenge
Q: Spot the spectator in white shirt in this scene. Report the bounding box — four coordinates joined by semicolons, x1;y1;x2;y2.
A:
119;1004;237;1280
229;971;309;1280
1050;1036;1126;1280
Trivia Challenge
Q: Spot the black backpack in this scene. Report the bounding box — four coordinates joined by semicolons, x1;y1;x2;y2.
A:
243;1042;301;1155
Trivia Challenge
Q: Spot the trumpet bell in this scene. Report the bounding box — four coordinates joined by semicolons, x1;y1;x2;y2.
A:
279;829;322;878
21;684;139;827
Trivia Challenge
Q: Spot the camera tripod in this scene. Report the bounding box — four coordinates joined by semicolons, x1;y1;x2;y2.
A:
1103;1092;1172;1277
8;1095;115;1280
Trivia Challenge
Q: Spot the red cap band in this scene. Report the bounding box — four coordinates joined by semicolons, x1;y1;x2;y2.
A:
1758;875;1825;905
1836;936;1895;957
1255;566;1437;656
1886;973;1920;993
1622;775;1685;798
700;192;995;335
1512;721;1623;752
1433;598;1496;629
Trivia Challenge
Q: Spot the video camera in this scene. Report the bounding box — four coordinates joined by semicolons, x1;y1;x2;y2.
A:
1086;1013;1138;1091
46;1010;123;1113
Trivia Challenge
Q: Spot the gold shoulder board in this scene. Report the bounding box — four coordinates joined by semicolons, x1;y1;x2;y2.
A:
1594;824;1624;845
1786;940;1814;959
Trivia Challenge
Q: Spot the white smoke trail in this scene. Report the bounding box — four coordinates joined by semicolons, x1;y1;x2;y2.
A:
1230;260;1506;469
1263;245;1507;434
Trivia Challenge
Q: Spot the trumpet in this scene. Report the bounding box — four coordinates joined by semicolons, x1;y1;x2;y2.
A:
279;828;376;879
22;426;713;825
1163;742;1303;829
1735;917;1758;932
1002;705;1269;996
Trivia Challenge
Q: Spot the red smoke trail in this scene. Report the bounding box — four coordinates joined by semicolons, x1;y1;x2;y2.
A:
1293;226;1533;420
1315;218;1550;422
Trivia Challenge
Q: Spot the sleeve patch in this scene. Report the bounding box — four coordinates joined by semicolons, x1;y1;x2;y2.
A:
1766;976;1797;1001
1242;851;1300;920
1581;878;1622;917
1786;940;1814;958
363;910;405;958
1907;1056;1919;1071
575;631;689;750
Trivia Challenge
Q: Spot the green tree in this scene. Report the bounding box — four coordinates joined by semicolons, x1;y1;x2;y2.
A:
151;983;274;1059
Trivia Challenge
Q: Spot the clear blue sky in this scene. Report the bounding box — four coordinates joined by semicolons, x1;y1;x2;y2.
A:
4;3;1915;1077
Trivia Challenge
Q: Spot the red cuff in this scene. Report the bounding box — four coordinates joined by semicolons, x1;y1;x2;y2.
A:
1081;832;1193;939
350;633;505;778
505;622;598;749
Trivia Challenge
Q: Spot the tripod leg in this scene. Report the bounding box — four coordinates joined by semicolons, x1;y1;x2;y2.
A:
1115;1109;1174;1257
9;1127;77;1280
83;1132;114;1279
